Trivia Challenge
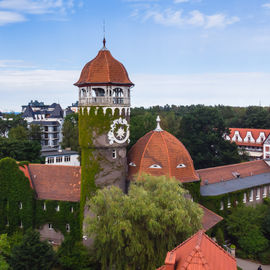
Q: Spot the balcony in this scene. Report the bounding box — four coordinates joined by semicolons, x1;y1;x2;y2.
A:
79;97;130;106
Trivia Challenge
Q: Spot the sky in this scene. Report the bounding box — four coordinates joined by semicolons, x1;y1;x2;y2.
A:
0;0;270;111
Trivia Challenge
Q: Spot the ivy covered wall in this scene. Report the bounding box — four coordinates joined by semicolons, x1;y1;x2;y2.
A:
0;157;80;241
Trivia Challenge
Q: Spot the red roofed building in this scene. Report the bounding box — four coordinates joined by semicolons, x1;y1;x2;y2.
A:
128;116;199;183
157;230;237;270
225;128;270;159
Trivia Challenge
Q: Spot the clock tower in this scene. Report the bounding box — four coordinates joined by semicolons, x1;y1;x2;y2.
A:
74;39;134;216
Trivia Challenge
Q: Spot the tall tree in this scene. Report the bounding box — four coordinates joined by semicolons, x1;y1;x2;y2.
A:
9;230;56;270
179;105;243;169
29;124;42;143
61;113;79;151
85;175;203;270
8;126;28;140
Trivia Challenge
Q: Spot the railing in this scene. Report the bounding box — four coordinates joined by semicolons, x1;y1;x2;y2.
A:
79;97;130;106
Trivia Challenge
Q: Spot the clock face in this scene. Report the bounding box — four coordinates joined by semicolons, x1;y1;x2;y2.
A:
108;117;130;145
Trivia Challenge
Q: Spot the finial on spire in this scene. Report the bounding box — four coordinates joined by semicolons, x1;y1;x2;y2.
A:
102;20;107;50
154;115;163;132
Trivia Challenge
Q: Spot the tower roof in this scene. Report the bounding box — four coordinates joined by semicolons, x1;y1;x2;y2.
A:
22;105;34;118
74;41;133;87
158;230;237;270
128;117;199;183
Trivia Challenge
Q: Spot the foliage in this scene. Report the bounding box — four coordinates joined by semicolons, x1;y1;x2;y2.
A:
227;205;269;258
0;158;35;234
0;234;10;270
35;200;80;241
215;228;224;246
9;229;56;270
85;174;203;270
0;138;41;162
8;126;28;140
29;124;42;142
57;236;91;270
61;113;79;151
0;114;27;137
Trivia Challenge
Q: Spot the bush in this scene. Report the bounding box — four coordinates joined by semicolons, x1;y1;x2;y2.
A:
237;267;243;270
258;249;270;265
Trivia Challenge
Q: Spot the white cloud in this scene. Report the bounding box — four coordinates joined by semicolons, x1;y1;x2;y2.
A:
0;59;37;68
262;3;270;8
0;0;76;25
0;11;25;25
0;69;270;111
144;8;239;29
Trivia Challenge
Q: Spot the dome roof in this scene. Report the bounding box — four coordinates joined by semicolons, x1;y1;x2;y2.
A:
127;120;199;183
74;40;133;87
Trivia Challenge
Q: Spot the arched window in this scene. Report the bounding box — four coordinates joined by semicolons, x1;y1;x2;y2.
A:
81;88;86;97
92;88;105;97
113;88;124;104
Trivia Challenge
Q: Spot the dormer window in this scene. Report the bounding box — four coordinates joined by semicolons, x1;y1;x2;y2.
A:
176;163;186;168
149;164;162;169
129;162;136;167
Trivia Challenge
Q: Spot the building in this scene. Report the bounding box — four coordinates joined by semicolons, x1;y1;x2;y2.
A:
42;150;80;166
225;128;270;159
22;102;64;150
157;230;237;270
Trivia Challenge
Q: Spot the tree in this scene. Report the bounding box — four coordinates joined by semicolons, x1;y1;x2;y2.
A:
85;175;203;270
61;113;79;151
29;124;42;142
0;138;41;162
0;234;10;270
9;230;56;270
8;126;28;140
179;105;244;169
57;236;92;270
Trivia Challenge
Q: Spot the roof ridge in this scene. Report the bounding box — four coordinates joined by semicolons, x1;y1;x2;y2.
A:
197;159;263;172
103;50;110;82
160;131;171;177
199;204;223;221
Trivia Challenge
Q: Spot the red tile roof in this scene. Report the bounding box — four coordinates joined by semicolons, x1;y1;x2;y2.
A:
197;160;270;186
128;130;199;183
200;205;223;231
28;164;81;202
228;128;270;147
157;230;237;270
74;48;133;86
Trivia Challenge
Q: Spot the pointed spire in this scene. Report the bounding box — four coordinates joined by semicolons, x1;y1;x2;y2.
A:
102;37;106;49
154;115;163;132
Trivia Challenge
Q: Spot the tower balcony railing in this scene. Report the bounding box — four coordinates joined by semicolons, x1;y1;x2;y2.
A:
79;97;130;106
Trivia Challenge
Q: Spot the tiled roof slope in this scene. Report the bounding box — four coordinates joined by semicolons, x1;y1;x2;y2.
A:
199;205;223;231
19;165;33;188
228;128;270;146
74;48;133;86
157;230;237;270
128;130;199;183
28;164;81;202
22;105;34;118
197;160;270;186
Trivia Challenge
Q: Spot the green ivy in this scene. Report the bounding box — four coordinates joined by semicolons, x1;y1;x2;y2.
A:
79;106;120;225
0;158;35;234
182;181;201;202
0;157;80;242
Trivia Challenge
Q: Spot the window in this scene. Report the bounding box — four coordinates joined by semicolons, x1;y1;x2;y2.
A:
19;202;22;209
256;188;260;200
249;189;254;202
243;193;247;203
6;219;9;227
263;186;267;198
43;202;46;211
56;156;62;163
149;164;162;169
48;223;53;230
64;155;70;162
66;224;70;232
266;146;270;152
227;198;231;208
56;205;60;212
112;149;117;159
70;206;74;213
19;220;23;228
220;201;224;210
176;163;186;168
47;157;54;164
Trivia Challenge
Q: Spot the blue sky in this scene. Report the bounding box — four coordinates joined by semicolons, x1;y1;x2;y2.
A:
0;0;270;111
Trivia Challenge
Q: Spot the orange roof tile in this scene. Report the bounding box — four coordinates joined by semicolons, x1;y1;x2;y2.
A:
128;130;199;183
158;230;237;270
228;128;270;146
19;165;33;189
199;205;223;231
74;48;133;86
197;160;270;186
28;164;81;202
